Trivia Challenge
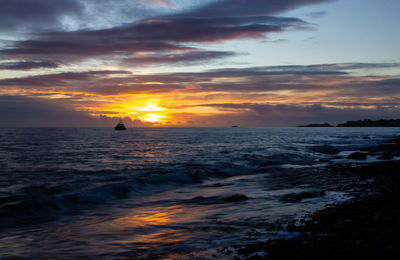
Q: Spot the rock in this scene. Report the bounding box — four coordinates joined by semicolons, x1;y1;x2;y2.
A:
347;152;367;160
222;194;249;203
383;137;400;144
261;160;283;166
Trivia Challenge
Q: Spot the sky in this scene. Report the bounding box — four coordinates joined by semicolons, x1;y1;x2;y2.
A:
0;0;399;127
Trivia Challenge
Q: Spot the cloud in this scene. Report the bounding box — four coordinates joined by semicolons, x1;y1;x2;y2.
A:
123;51;238;66
180;102;400;126
262;39;288;44
146;0;173;8
4;0;398;127
0;16;305;62
1;95;397;127
0;70;130;88
185;0;333;17
305;11;327;18
0;63;399;97
0;95;90;127
0;61;59;70
0;0;331;66
0;62;399;126
0;0;330;34
0;0;176;35
0;0;81;33
0;95;152;127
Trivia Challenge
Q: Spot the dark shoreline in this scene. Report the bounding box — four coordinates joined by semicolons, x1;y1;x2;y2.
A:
234;136;400;259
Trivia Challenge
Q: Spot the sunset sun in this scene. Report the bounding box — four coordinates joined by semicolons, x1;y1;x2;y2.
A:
115;99;168;124
139;113;165;123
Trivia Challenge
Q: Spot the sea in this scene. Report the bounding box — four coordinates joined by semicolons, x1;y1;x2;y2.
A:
0;127;399;259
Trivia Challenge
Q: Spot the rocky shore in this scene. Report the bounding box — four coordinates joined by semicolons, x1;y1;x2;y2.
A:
234;136;400;260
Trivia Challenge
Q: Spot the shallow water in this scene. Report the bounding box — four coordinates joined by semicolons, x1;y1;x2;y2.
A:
0;127;398;258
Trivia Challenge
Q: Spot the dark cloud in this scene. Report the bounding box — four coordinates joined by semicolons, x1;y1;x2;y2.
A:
0;0;172;34
0;61;59;70
0;38;191;62
0;63;399;97
92;84;186;95
234;62;400;73
0;95;151;127
0;64;340;95
0;70;130;88
196;103;327;115
183;102;400;126
0;16;305;62
0;95;90;127
0;0;81;32
0;0;332;65
186;0;333;17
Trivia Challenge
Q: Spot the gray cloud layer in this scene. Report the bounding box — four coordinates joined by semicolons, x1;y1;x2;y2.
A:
0;61;59;70
0;0;81;32
0;0;331;66
1;63;399;95
0;0;175;35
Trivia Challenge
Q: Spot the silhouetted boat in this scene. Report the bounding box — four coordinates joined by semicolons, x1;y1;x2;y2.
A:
115;119;127;130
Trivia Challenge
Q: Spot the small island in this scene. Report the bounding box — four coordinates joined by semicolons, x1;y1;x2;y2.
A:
297;122;333;127
337;119;400;127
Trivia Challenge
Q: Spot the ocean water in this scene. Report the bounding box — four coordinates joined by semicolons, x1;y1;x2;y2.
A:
0;127;399;259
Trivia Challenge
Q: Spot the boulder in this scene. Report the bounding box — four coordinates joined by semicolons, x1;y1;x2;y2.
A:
347;152;367;160
222;194;249;203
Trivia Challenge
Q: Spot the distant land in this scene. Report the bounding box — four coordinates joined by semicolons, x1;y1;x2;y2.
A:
297;122;333;127
298;119;400;127
337;119;400;127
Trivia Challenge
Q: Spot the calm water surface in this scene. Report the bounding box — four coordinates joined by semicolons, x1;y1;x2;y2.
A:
0;127;398;259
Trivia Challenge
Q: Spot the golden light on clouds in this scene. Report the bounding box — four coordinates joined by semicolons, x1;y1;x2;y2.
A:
102;98;170;124
2;63;399;127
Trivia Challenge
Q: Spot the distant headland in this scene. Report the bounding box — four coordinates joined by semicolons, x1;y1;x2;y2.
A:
297;122;333;127
298;119;400;127
337;119;400;127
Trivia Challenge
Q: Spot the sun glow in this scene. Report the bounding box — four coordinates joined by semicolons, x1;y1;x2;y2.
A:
109;99;168;124
135;99;166;123
140;100;165;112
139;113;165;123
